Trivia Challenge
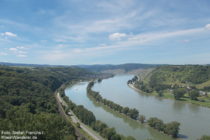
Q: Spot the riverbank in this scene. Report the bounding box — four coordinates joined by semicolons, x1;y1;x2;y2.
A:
128;83;210;108
56;91;105;140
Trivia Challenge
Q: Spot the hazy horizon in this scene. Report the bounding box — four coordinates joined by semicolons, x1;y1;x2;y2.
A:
1;61;210;66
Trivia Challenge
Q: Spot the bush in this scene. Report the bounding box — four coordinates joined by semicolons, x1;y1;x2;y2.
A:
188;90;199;100
164;121;180;138
173;88;186;100
199;135;210;140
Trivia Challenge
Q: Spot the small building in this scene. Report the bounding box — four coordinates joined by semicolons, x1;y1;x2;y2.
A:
199;91;206;96
68;111;72;116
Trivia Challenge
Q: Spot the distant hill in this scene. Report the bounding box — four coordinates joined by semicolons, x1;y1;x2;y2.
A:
131;65;210;107
135;65;210;91
77;63;158;73
0;62;158;74
0;62;65;67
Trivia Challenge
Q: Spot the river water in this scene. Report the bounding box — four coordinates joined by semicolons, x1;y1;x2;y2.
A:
65;75;210;140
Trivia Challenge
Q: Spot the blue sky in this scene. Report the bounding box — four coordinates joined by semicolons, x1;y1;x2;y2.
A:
0;0;210;65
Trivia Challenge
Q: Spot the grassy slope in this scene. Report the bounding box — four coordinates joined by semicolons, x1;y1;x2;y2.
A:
135;65;210;108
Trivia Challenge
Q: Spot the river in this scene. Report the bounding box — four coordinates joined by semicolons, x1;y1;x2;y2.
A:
65;75;210;140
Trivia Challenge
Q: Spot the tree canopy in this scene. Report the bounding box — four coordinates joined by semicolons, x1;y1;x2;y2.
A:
0;65;94;139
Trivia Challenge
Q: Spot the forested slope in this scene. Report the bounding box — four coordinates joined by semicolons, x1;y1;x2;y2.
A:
0;65;94;140
136;65;210;91
131;65;210;106
78;63;157;72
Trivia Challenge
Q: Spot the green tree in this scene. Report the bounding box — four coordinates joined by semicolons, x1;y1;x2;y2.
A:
188;90;199;100
76;122;80;128
199;135;210;140
127;108;139;120
148;117;164;131
122;107;129;115
173;88;186;100
158;91;163;97
138;115;145;124
111;134;121;140
102;128;116;139
124;136;136;140
164;121;180;138
92;120;107;132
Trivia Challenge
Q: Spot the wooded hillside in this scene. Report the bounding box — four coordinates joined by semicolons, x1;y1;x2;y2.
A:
0;66;94;140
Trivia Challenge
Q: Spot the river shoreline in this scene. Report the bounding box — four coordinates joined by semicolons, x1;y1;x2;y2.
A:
128;82;210;108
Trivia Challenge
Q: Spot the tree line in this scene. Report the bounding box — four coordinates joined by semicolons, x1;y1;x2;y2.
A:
61;90;136;140
87;81;181;138
147;117;180;138
199;135;210;140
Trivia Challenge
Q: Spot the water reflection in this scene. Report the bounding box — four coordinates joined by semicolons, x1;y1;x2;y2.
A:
173;101;186;111
187;104;199;113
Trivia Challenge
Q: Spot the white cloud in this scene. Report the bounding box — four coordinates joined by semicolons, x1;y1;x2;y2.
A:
53;10;140;42
109;32;127;40
1;32;17;37
16;54;27;57
36;9;55;16
181;39;190;43
54;35;85;43
66;16;132;34
42;50;69;62
97;0;135;13
9;46;27;57
9;48;18;51
43;24;210;63
205;24;210;30
0;19;42;33
17;46;26;49
0;52;7;56
124;26;206;46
